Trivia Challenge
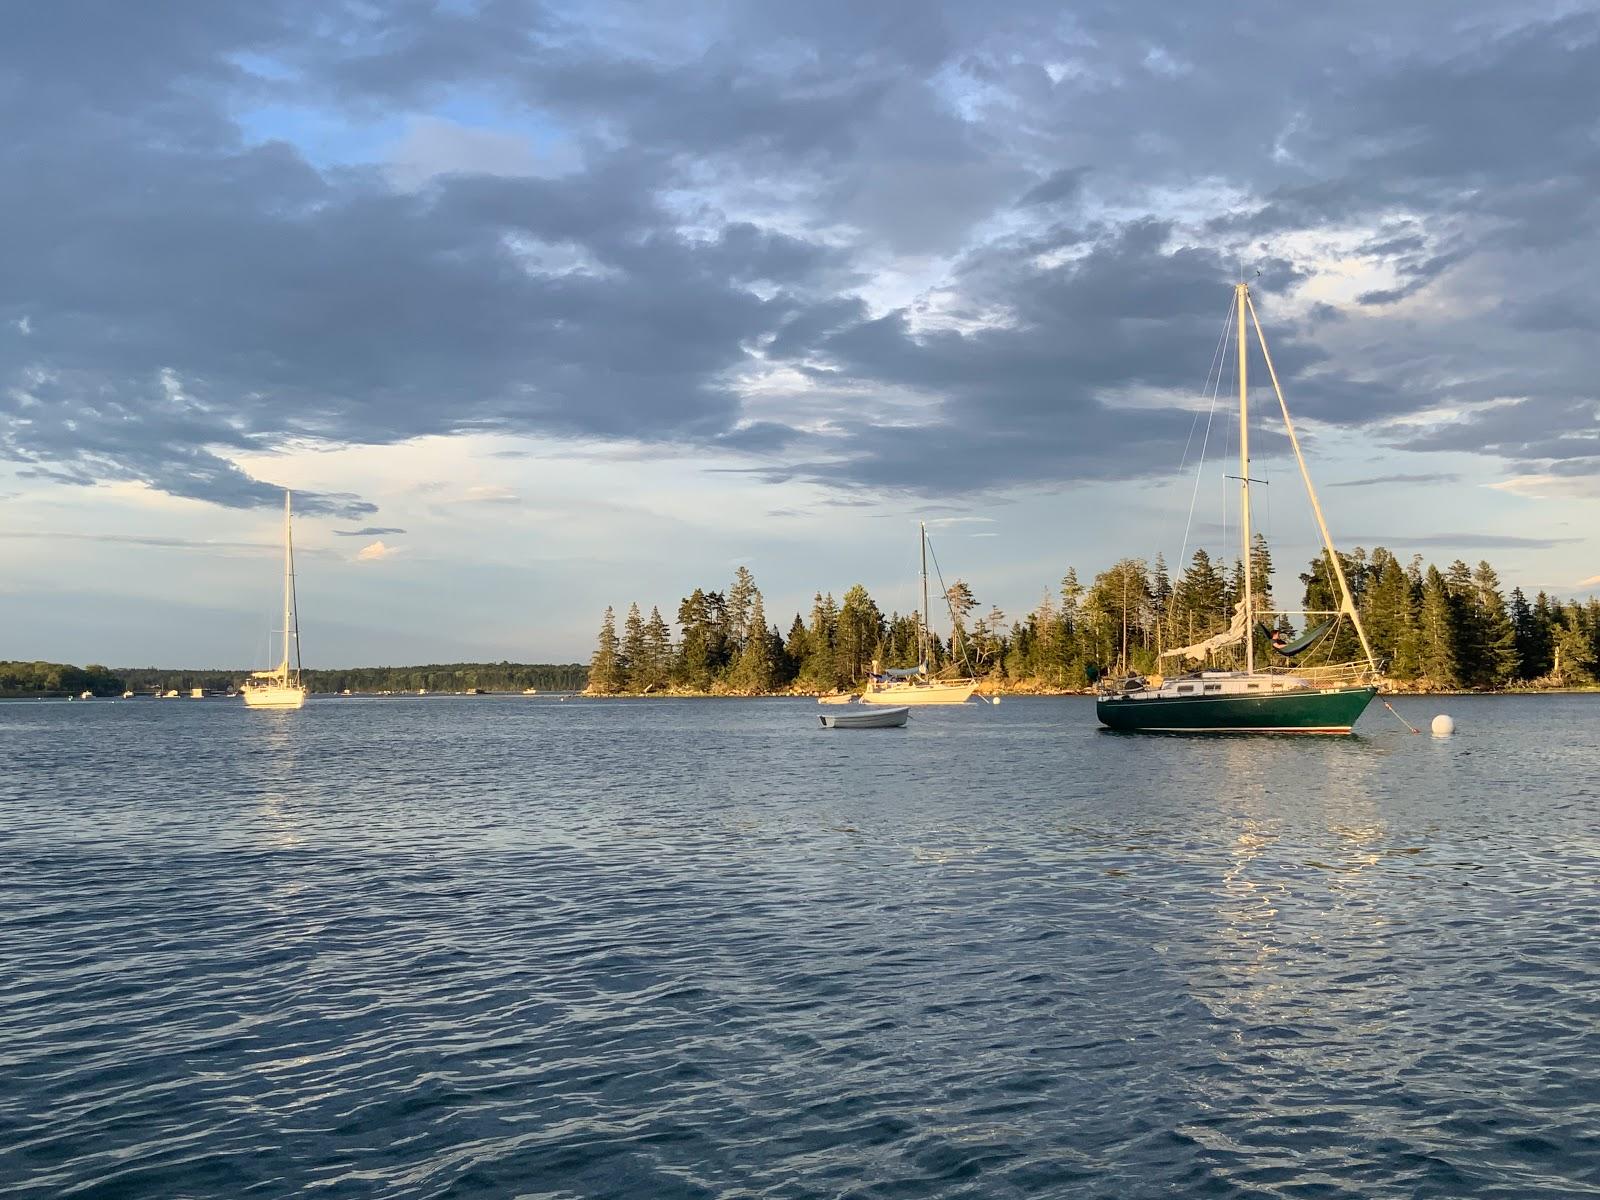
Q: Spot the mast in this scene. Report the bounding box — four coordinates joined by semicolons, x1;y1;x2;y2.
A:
1244;292;1379;673
281;490;294;682
920;521;930;672
1237;283;1255;674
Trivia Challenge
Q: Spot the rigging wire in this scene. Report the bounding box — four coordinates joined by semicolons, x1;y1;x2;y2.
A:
1174;297;1236;576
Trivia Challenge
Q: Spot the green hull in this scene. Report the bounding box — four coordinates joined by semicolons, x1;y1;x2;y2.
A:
1096;685;1377;734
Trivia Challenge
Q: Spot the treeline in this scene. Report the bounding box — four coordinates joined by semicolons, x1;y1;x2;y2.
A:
589;543;1600;694
588;566;977;694
113;663;587;694
1;661;126;697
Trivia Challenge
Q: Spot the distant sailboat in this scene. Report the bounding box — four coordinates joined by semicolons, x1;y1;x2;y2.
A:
860;522;978;706
243;491;308;710
1096;283;1380;734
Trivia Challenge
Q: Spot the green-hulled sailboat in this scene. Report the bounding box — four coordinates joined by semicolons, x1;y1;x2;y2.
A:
1096;283;1381;735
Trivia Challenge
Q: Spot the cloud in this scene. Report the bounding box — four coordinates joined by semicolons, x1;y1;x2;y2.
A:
1578;575;1600;587
1329;472;1460;488
1;0;1597;516
333;526;406;537
454;485;520;505
0;530;329;556
356;540;395;562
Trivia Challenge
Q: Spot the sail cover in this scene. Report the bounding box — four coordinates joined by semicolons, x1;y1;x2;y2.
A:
1162;601;1250;662
876;661;928;678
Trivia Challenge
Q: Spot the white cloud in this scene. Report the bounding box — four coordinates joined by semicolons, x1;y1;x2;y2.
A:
1578;574;1600;587
357;540;395;562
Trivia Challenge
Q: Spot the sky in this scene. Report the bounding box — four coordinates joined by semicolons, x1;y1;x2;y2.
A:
2;0;1597;666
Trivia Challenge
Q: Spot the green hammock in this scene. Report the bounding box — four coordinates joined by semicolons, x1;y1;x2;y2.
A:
1262;619;1334;657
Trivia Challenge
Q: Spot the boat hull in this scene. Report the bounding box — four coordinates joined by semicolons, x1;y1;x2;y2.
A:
821;706;909;729
242;685;307;710
1096;685;1377;734
860;680;976;706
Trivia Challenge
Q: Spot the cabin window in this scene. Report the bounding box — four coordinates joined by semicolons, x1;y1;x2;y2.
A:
1204;684;1221;693
1247;683;1261;690
1177;685;1195;695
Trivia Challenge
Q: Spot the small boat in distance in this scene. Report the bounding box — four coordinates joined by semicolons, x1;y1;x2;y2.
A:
820;706;909;729
817;693;858;705
1096;283;1380;734
860;522;978;706
243;491;308;710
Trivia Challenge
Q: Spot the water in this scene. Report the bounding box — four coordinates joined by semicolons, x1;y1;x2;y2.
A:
2;694;1596;1198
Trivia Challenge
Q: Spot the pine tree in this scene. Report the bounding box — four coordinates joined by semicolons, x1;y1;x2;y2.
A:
783;615;810;670
1418;566;1460;689
620;602;646;688
726;566;757;651
802;592;840;690
638;606;672;692
835;584;884;682
588;606;624;695
1509;587;1536;680
731;592;775;693
675;590;714;689
1471;561;1518;687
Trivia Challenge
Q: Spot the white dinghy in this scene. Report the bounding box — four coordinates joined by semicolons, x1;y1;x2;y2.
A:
820;706;909;730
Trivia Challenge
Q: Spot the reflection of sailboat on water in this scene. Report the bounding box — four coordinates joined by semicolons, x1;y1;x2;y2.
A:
861;522;978;706
243;491;308;711
1097;283;1380;734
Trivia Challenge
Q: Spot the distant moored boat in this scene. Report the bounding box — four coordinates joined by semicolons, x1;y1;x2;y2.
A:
242;491;309;711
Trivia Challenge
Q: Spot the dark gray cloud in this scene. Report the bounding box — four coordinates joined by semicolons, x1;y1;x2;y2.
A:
0;0;1594;510
333;526;407;537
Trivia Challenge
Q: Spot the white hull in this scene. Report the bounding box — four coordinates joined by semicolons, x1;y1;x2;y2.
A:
243;684;306;709
861;679;977;706
821;706;909;729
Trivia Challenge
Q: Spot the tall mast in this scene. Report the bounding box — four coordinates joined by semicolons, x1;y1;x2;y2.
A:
281;490;294;681
1244;292;1379;673
1237;283;1255;674
920;521;930;671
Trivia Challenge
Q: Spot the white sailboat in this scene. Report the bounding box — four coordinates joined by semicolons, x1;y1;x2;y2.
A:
860;522;978;706
243;491;308;710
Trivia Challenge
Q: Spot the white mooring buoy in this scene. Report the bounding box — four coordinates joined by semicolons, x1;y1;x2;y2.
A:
1431;714;1455;737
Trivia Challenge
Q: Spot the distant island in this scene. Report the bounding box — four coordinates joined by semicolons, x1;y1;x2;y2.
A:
584;544;1600;697
0;662;585;699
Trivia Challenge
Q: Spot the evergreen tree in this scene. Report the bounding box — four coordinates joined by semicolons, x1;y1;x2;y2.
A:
1362;550;1420;678
637;606;672;692
1471;561;1518;687
620;602;646;686
801;592;841;690
1418;566;1460;688
731;592;775;693
675;590;715;689
588;606;624;694
1509;587;1536;680
726;566;758;651
1173;549;1226;645
783;615;810;671
835;584;884;682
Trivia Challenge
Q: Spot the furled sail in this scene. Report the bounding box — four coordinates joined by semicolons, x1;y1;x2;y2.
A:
1162;600;1250;662
875;662;928;678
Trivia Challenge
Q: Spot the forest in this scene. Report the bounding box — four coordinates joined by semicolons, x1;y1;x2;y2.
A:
587;542;1600;695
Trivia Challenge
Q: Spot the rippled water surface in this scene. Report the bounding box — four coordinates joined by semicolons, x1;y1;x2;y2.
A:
3;694;1597;1198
